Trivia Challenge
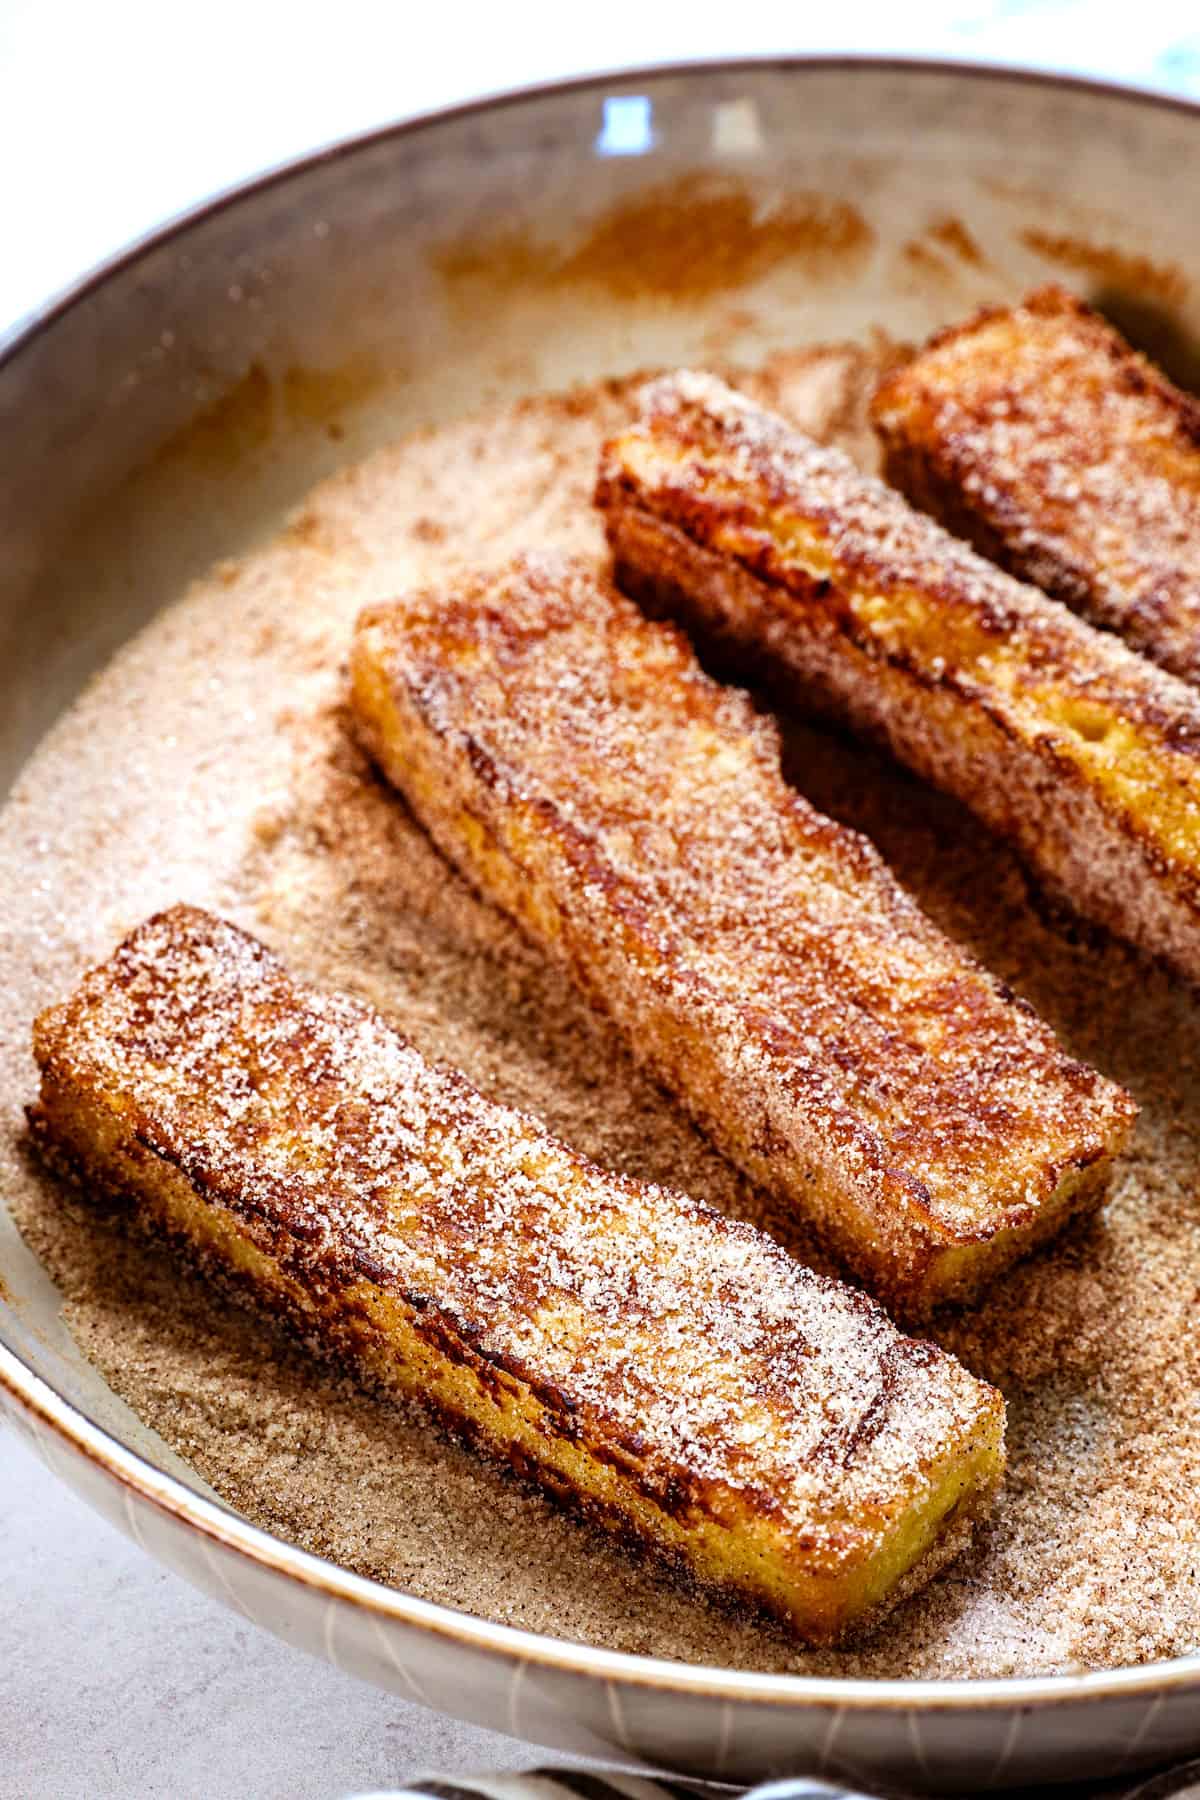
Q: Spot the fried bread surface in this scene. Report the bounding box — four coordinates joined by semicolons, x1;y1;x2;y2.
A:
872;285;1200;684
29;905;1006;1644
350;552;1133;1314
596;368;1200;987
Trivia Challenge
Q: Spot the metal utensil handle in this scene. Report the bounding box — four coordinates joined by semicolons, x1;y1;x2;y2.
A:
342;1771;887;1800
341;1757;1200;1800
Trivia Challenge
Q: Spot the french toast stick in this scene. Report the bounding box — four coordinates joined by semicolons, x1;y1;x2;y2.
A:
29;905;1006;1645
350;552;1134;1315
596;369;1200;987
872;285;1200;683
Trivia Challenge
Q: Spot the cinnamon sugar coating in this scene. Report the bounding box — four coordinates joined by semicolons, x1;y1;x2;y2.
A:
351;553;1133;1313
872;284;1200;684
597;368;1200;985
29;905;1004;1643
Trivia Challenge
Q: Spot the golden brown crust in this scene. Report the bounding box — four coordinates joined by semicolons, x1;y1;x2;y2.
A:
596;368;1200;987
29;904;1005;1643
871;284;1200;683
349;551;1133;1314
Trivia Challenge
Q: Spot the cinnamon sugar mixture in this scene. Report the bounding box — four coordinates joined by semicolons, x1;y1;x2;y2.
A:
0;346;1197;1676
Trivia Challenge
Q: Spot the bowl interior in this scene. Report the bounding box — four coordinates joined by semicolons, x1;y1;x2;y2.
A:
3;55;1200;1687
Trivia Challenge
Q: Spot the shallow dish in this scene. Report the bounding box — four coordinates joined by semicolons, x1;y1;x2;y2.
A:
2;57;1199;1794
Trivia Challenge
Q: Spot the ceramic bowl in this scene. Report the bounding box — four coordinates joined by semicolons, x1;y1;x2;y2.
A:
3;58;1199;1794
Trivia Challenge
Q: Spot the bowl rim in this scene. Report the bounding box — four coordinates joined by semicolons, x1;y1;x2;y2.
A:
3;50;1199;1715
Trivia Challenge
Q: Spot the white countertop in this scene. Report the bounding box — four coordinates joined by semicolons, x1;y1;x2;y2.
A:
3;7;1199;1796
1;1430;531;1799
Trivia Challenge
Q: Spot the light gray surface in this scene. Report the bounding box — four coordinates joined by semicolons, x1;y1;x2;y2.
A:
0;1425;535;1800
